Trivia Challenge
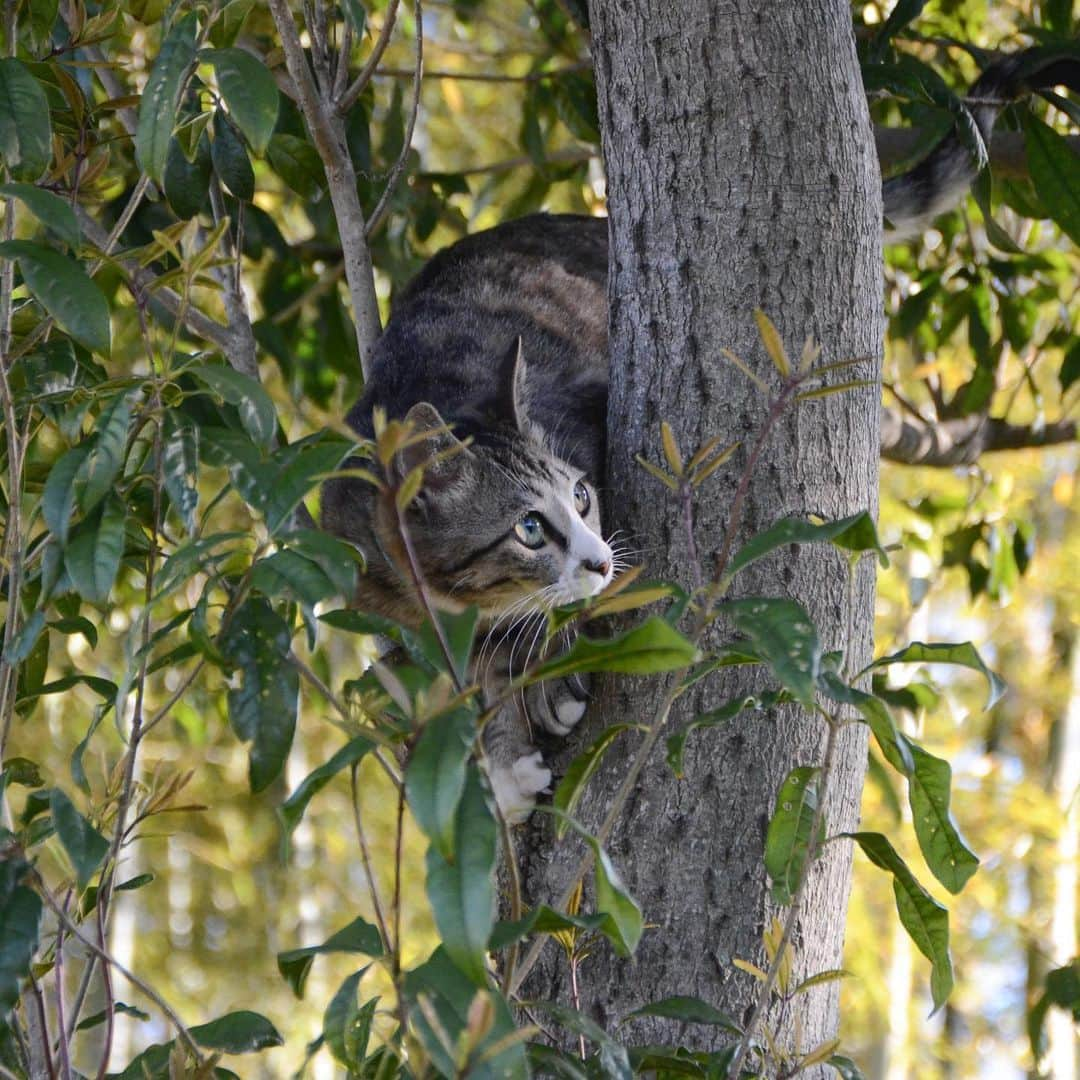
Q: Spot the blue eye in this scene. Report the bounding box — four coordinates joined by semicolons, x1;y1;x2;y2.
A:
573;480;590;516
514;513;545;549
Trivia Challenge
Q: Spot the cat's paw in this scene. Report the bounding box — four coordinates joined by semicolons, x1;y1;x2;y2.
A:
488;751;552;824
528;674;591;736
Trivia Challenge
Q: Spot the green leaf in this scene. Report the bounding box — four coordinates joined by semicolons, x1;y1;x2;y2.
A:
726;512;888;579
76;1002;151;1031
219;598;298;793
266;133;325;198
41;444;90;545
403;948;529;1080
424;766;497;985
318;609;402;637
413;606;478;685
0;183;79;247
189;364;277;448
322;970;375;1067
828;1054;866;1080
162;414;200;533
278;736;375;851
765;766;824;905
819;673;914;776
189;1010;283;1053
406;708;475;860
726;598;821;708
0;878;43;1017
622;996;741;1034
211;109;255;201
907;743;979;894
527;617;696;683
489;906;608;950
341;0;366;34
136;13;198;184
0;240;110;353
79;390;136;514
64;496;126;605
0;59;51;180
250;549;340;614
163;132;211;219
1025;114;1080;247
529;1001;632;1080
203;48;279;156
277;916;384;999
50;787;109;889
2;611;45;665
864;640;1006;710
553;723;639;838
848;831;953;1011
593;843;643;957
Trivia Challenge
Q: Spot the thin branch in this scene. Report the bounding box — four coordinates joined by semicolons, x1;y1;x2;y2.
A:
350;763;393;954
880;406;1077;466
365;0;424;238
207;179;259;379
339;0;402;113
267;0;383;378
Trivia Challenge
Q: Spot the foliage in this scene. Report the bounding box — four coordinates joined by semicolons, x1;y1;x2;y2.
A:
0;0;1076;1077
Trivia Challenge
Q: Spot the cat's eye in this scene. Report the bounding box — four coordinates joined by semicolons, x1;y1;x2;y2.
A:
573;480;590;516
514;513;546;549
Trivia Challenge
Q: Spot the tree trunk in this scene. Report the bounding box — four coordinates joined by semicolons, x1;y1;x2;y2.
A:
520;0;884;1066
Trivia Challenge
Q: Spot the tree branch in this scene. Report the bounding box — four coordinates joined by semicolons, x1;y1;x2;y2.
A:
267;0;383;379
880;406;1077;466
339;0;402;114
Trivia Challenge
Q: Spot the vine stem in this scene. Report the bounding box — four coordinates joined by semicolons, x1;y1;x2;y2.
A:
510;375;803;996
726;711;843;1078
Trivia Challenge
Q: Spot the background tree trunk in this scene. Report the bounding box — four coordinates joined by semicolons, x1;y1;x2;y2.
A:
520;0;885;1064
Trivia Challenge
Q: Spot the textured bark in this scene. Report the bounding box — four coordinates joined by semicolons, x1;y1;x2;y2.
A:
518;0;884;1067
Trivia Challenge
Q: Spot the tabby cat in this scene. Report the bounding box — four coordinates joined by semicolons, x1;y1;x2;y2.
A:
321;48;1065;820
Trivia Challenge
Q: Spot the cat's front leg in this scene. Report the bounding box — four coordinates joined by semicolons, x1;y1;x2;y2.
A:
524;672;591;737
483;700;552;824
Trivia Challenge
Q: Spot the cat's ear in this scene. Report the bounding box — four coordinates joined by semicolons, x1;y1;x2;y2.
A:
497;337;540;437
397;401;472;490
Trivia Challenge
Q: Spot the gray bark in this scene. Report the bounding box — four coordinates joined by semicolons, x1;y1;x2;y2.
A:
519;0;884;1068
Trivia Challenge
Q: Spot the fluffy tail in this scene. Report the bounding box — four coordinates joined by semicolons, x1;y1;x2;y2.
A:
882;46;1080;241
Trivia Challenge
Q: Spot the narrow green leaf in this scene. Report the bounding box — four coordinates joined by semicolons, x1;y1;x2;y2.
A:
622;996;741;1034
2;611;46;665
76;1002;150;1032
136;13;198;183
79;390;135;514
203;48;279;156
0;240;110;353
188;1010;283;1053
553;723;639;837
250;549;339;613
266;133;325;198
848;831;954;1011
41;444;90;545
318;608;402;637
593;843;643;957
413;606;478;685
64;496;126;605
162;414;200;533
0;59;51;180
211;109;255;201
828;1054;867;1080
277;916;384;999
406;708;475;860
819;673;915;776
321;969;373;1067
163;132;211;219
908;743;979;894
0;879;43;1016
279;736;374;849
188;364;277;448
1025;114;1080;247
0;183;79;247
424;766;497;985
726;598;821;708
765;766;824;905
726;512;888;579
50;788;109;889
489;906;608;950
865;640;1006;710
219;598;298;792
527;617;697;683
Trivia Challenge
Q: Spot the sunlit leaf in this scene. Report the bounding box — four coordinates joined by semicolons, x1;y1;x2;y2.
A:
726;598;821;708
554;724;640;837
864;640;1006;710
726;513;888;579
765;766;823;905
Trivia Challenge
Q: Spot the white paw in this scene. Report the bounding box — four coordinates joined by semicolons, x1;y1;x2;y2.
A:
553;696;587;734
489;752;552;824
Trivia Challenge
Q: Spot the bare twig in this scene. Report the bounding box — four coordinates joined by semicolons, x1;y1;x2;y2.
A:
365;0;424;238
267;0;383;378
339;0;402;113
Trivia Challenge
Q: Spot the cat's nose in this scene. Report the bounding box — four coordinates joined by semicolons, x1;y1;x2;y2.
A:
583;557;611;577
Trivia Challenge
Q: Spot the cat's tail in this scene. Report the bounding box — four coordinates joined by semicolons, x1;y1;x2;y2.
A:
882;46;1080;241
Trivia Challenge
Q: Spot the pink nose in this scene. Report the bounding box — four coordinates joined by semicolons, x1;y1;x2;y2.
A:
584;558;610;577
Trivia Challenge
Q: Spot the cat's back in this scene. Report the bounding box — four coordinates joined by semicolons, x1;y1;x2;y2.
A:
348;214;610;476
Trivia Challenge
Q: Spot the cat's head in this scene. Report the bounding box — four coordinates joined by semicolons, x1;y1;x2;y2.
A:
377;342;614;625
